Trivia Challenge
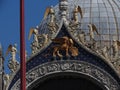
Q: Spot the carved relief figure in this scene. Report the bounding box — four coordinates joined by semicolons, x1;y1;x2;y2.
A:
29;26;39;47
30;43;37;54
69;5;83;30
29;26;39;54
52;36;79;58
42;34;49;45
73;5;83;24
27;72;36;82
110;40;120;71
112;40;120;59
77;31;86;44
3;74;10;90
88;24;100;41
38;34;49;48
87;24;100;50
100;46;110;60
44;6;58;33
6;44;17;61
6;44;19;73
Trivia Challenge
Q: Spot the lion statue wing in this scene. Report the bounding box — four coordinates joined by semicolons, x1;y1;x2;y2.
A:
52;37;69;44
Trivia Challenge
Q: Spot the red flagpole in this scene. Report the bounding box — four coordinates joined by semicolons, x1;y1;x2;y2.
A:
20;0;26;90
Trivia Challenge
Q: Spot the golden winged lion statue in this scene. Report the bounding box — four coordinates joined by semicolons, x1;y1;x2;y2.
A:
52;36;79;58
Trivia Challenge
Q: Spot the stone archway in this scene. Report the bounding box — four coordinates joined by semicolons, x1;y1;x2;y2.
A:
11;60;120;90
29;72;105;90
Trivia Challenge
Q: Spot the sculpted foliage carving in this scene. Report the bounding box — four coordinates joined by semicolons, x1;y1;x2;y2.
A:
11;61;120;90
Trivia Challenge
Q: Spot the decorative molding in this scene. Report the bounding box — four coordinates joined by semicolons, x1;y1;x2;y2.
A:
10;60;120;90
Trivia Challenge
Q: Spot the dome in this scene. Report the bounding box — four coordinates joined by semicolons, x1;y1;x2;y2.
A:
72;0;120;44
38;0;120;58
7;0;120;90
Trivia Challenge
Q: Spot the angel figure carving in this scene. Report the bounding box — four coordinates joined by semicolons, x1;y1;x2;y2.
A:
112;40;120;59
88;24;100;41
73;5;83;23
100;46;110;60
3;74;10;90
69;5;83;30
6;44;17;61
38;34;49;48
42;34;49;45
44;6;58;33
77;31;86;44
29;26;39;47
6;44;19;73
52;36;79;58
29;26;40;54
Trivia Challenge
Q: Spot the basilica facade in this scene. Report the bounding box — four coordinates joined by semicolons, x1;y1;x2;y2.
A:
1;0;120;90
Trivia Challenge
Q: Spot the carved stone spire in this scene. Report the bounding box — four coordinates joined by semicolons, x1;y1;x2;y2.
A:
59;0;68;23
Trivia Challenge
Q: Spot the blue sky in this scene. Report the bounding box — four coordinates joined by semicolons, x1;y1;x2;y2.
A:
0;0;58;73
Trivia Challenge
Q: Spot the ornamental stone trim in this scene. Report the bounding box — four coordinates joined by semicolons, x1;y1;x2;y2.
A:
10;60;120;90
